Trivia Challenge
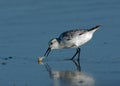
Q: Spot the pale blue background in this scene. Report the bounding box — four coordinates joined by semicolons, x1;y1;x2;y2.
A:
0;0;120;86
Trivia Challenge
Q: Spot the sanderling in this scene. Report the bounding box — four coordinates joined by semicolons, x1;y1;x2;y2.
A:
44;25;100;60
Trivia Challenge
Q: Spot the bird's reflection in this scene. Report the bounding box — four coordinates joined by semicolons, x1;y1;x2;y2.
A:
41;60;95;86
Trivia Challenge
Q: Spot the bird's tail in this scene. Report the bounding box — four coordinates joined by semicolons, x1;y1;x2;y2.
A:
88;25;100;32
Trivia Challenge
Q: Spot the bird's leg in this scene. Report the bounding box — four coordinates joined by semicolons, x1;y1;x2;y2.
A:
65;48;81;60
77;48;81;61
70;48;80;60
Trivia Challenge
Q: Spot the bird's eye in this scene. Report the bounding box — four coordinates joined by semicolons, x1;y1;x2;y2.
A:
50;42;53;45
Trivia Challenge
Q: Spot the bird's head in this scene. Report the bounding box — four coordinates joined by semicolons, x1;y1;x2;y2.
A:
44;38;59;57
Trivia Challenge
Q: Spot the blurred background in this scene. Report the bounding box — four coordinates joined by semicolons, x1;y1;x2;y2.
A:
0;0;120;86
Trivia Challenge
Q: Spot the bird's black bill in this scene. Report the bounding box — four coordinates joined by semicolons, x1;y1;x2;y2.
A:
44;47;51;57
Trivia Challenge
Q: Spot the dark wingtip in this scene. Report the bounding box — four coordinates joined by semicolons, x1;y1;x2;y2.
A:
95;25;101;28
88;25;101;31
92;25;101;29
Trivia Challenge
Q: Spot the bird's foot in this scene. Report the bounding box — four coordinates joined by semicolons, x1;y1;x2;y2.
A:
64;58;73;60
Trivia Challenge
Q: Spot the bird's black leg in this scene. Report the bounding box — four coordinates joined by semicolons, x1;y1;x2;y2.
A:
77;48;81;61
70;48;80;60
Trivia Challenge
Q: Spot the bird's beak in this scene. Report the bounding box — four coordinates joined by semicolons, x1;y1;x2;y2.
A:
44;47;51;57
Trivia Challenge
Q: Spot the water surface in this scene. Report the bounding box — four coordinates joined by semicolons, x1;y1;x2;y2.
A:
0;0;120;86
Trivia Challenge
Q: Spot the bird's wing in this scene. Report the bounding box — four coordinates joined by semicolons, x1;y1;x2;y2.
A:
59;29;87;41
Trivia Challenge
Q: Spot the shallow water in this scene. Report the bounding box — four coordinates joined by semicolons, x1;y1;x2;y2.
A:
0;0;120;86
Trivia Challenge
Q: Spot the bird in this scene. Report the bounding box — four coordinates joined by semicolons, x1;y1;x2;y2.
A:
44;25;100;61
